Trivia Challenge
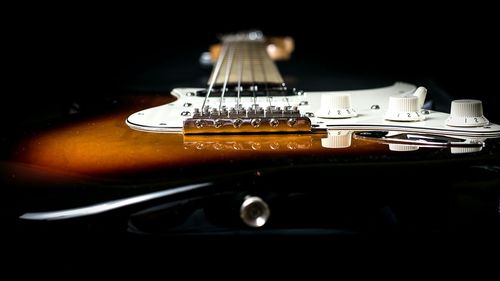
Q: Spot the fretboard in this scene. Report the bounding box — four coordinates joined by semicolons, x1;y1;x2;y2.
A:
208;40;284;87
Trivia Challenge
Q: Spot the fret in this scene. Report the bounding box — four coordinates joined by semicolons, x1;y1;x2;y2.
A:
208;41;284;87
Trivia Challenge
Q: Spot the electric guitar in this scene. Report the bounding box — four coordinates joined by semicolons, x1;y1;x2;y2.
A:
5;31;500;237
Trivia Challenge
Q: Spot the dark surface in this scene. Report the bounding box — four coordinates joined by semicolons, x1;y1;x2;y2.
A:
3;4;500;272
5;5;500;126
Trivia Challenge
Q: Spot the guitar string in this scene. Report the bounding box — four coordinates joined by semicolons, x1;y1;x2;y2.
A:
219;43;236;112
249;41;257;112
257;41;272;108
201;43;228;112
236;42;244;114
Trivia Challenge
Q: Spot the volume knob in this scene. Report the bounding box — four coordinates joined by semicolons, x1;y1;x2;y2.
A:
384;96;425;121
445;99;489;127
316;94;357;118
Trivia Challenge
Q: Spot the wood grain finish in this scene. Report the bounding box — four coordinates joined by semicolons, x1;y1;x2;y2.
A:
13;94;389;178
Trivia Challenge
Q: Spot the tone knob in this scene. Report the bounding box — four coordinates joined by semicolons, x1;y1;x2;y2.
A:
384;96;425;121
445;99;489;127
316;94;357;118
321;130;352;149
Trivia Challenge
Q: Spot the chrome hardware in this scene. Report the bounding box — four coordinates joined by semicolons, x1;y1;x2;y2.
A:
184;117;311;134
287;118;297;127
269;118;279;127
214;119;224;128
199;52;212;66
183;105;310;134
240;196;270;228
371;105;380;110
183;103;192;107
195;119;205;128
251;118;261;128
181;111;191;116
233;119;243;128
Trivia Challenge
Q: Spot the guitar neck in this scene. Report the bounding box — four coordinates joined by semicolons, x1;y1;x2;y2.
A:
208;38;284;88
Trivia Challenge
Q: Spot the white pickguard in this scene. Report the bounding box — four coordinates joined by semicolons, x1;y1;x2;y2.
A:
126;82;500;138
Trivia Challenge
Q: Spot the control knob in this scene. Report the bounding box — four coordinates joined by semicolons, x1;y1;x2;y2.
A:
445;99;489;127
316;94;357;118
385;95;425;121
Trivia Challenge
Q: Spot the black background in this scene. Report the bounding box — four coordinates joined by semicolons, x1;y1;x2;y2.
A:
6;4;499;122
3;4;500;272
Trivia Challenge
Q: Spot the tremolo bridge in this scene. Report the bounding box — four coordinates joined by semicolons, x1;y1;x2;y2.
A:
183;103;311;134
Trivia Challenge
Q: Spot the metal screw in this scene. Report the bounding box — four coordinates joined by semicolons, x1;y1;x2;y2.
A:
181;111;191;116
287;118;297;127
305;112;315;117
195;119;205;128
183;103;192;107
214;119;223;128
233;119;243;128
269;118;279;127
251;118;261;128
371;105;380;110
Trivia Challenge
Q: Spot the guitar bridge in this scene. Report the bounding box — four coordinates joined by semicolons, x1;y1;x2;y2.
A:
183;105;311;134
